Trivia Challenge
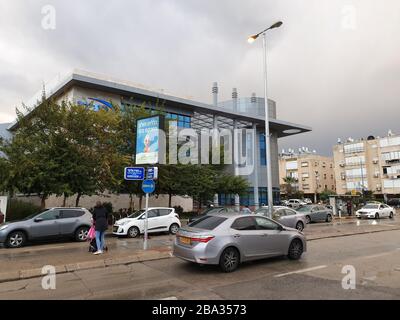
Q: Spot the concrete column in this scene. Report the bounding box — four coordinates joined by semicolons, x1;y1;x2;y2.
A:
232;88;240;212
212;82;219;206
253;123;259;209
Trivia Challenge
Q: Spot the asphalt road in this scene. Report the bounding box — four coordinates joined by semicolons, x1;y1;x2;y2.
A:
0;220;400;300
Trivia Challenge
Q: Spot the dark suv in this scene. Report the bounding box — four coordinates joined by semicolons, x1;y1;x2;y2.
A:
0;207;92;248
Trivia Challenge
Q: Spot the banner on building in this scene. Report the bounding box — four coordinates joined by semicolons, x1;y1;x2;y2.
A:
135;115;164;164
0;196;8;224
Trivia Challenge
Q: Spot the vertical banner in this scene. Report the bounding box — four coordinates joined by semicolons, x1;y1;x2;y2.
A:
0;196;8;223
135;115;164;165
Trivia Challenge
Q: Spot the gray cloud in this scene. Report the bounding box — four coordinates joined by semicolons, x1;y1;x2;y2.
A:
0;0;399;155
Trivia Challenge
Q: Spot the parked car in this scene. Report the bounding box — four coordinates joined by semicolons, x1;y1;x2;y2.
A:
188;207;236;224
303;198;312;204
173;214;306;272
287;199;307;209
280;200;289;206
113;207;181;238
356;203;394;219
387;198;400;208
296;205;333;224
254;206;307;231
0;207;92;248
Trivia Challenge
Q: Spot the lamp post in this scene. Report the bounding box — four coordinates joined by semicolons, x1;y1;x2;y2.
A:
248;21;283;218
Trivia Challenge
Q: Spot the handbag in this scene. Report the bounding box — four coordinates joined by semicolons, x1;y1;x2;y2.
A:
87;225;96;240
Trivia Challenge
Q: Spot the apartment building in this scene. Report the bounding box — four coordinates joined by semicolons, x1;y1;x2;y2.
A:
279;149;336;199
333;131;400;197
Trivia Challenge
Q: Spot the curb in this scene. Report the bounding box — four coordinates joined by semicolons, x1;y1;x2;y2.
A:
307;226;400;241
0;250;172;284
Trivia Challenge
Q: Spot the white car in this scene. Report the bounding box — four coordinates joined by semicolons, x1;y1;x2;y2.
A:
356;203;395;219
287;199;307;209
303;198;312;204
113;207;181;238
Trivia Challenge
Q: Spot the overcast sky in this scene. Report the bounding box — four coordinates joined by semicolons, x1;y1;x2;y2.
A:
0;0;399;156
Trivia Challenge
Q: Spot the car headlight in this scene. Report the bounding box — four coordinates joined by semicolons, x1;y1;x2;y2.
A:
117;221;129;226
0;225;9;231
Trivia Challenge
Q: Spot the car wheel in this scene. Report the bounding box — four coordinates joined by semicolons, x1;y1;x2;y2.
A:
6;231;26;248
219;247;240;273
75;226;89;242
288;239;303;260
326;214;332;222
128;226;140;238
295;221;304;232
169;223;180;235
375;213;380;219
305;215;311;224
389;212;394;219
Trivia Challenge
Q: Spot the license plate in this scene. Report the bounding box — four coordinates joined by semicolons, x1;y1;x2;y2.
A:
113;227;119;232
179;236;191;245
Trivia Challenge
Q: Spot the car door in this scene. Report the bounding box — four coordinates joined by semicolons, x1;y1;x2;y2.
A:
59;209;83;236
282;209;298;229
273;209;287;226
254;216;287;256
157;208;173;231
30;209;61;239
145;209;162;233
381;204;389;217
230;216;265;259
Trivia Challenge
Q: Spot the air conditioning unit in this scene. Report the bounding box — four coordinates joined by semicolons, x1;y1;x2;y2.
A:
341;175;346;180
372;159;379;164
339;162;345;167
376;186;382;191
374;173;379;178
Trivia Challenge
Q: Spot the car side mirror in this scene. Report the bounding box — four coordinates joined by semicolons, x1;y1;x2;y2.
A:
34;217;43;223
278;225;284;231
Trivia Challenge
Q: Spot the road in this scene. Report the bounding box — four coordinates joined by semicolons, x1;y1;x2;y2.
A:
0;218;400;300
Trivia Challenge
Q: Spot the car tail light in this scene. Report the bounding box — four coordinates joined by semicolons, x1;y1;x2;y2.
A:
190;236;215;243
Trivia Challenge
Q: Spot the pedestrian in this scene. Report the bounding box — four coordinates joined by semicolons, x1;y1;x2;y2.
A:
0;210;4;224
241;205;252;214
346;201;352;216
92;201;108;255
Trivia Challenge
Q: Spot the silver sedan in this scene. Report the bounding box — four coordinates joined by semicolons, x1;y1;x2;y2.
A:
173;214;307;272
254;206;307;231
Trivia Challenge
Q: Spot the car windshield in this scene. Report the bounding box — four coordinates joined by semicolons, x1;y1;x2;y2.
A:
363;204;379;209
297;206;312;212
128;210;145;218
188;215;227;230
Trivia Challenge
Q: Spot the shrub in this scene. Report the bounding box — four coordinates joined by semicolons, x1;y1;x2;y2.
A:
102;202;113;214
6;199;42;222
173;205;184;215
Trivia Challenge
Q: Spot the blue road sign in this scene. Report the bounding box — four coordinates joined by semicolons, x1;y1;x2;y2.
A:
147;167;158;180
124;167;145;180
142;179;156;194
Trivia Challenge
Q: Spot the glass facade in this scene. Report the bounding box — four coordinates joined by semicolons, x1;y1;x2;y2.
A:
218;187;280;206
259;134;266;166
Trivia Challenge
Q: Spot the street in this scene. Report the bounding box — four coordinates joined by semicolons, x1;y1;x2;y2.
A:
0;217;400;300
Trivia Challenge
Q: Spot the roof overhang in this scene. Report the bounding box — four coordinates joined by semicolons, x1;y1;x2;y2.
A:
7;70;311;138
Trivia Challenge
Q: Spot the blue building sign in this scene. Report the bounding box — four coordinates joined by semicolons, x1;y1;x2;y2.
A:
124;167;145;180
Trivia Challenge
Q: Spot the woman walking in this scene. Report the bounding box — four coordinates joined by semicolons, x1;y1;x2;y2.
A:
92;201;108;255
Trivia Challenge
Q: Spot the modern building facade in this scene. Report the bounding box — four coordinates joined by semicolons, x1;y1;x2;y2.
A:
1;70;311;209
333;132;400;198
279;150;336;200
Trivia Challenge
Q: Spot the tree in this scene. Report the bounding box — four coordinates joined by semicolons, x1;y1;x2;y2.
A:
319;189;336;201
282;176;299;198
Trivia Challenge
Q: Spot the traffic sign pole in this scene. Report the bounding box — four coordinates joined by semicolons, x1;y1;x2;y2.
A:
144;192;149;250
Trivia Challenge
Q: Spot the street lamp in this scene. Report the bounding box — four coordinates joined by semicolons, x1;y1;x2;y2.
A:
248;21;283;218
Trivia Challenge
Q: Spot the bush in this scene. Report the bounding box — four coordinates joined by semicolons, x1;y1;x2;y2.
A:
179;211;198;219
173;205;184;215
6;199;42;222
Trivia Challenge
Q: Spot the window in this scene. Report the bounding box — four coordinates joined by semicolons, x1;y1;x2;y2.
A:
189;215;227;230
255;217;280;230
379;136;400;147
345;156;365;166
60;210;84;219
344;142;364;154
259;134;266;166
231;217;257;230
302;173;309;178
166;112;191;128
284;209;296;216
346;168;367;179
39;210;60;221
158;209;172;216
146;210;159;218
324;174;327;179
286;161;298;170
301;162;309;167
382;151;400;162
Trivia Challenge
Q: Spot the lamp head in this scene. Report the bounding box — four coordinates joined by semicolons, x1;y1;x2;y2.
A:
247;35;258;43
270;21;283;29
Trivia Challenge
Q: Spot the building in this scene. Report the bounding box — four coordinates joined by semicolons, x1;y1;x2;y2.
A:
1;70;311;210
279;148;336;200
333;132;400;198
